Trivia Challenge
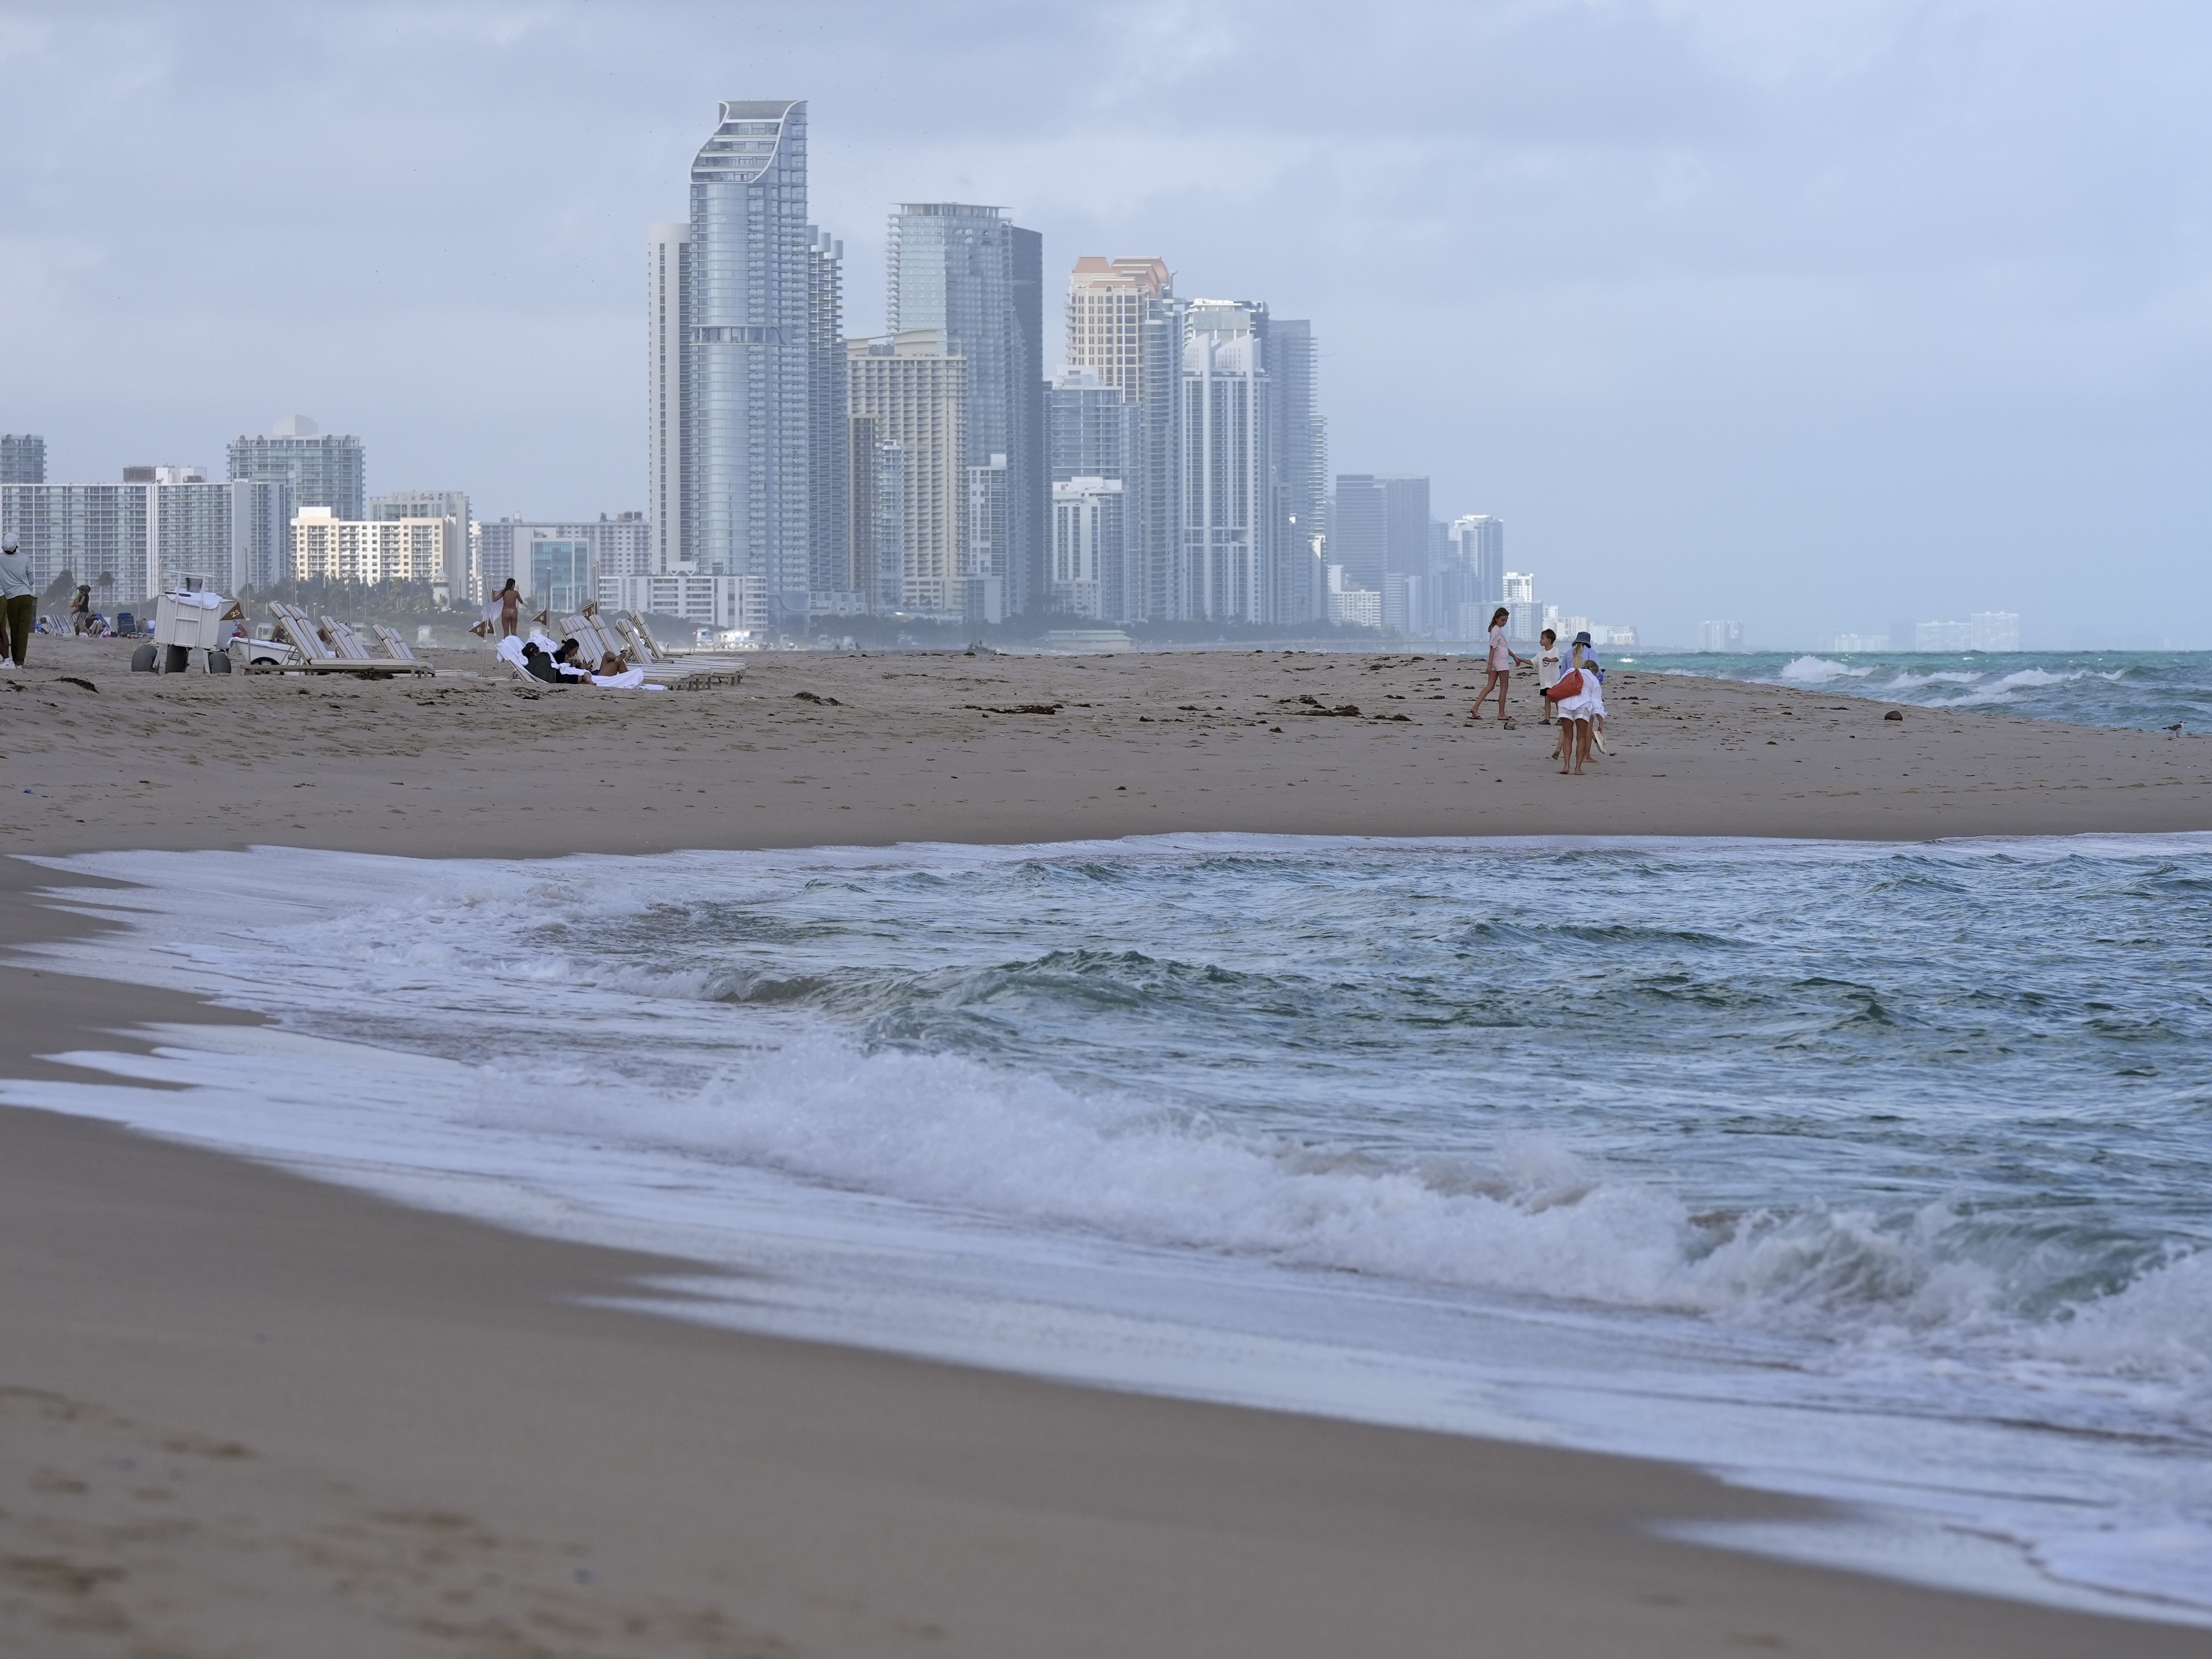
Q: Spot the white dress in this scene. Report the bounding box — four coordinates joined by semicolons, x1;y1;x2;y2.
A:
1554;662;1606;722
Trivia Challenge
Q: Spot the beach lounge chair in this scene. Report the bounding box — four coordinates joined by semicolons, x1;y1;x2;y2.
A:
371;624;428;667
265;603;428;677
614;611;675;663
326;613;431;676
561;612;628;667
319;615;378;661
578;611;741;688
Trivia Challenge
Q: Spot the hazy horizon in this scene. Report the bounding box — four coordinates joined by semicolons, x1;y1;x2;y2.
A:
2;1;2206;648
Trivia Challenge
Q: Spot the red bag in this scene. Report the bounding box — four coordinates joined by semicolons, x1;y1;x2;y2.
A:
1543;669;1584;702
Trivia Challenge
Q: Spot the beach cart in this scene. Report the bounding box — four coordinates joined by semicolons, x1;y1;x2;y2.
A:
153;584;246;673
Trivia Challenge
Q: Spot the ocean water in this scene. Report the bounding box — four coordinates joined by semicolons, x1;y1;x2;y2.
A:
6;836;2211;1622
1633;648;2212;732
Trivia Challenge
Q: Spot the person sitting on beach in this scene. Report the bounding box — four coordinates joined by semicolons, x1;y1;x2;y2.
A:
519;641;568;685
553;638;597;680
1470;607;1531;723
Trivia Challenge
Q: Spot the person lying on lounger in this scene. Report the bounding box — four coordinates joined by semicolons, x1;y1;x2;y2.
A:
519;641;568;685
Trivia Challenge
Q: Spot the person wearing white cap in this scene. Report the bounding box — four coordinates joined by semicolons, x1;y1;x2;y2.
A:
0;537;36;671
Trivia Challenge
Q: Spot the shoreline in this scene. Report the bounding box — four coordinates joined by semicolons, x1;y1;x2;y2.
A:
7;653;2212;1652
5;871;2211;1652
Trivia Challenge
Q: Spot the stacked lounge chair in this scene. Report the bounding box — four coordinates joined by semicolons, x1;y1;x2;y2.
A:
263;603;431;677
371;624;430;666
560;606;741;689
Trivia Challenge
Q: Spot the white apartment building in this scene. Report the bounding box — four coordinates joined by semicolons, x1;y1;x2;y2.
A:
291;507;460;585
1502;571;1541;642
2;473;288;603
604;571;765;630
1050;476;1124;619
1325;564;1382;629
0;483;152;604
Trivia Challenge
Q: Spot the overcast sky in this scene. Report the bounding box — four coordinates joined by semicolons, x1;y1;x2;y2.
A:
3;0;2207;647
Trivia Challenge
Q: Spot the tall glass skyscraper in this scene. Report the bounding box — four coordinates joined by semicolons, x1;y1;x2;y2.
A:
680;99;821;627
1268;319;1325;626
888;205;1044;617
1180;299;1276;624
806;229;850;600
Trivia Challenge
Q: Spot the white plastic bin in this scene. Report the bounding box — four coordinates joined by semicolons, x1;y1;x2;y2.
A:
154;592;231;651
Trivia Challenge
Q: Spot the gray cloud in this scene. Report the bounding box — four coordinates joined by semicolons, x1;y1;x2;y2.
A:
2;0;2206;644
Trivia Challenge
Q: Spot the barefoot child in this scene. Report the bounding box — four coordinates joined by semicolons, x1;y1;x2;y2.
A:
1471;607;1531;722
1534;628;1562;731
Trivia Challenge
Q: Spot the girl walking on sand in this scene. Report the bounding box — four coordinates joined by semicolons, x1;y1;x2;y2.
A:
1471;607;1531;723
496;577;522;639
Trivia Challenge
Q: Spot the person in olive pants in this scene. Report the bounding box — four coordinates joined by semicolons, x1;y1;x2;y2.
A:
0;538;36;669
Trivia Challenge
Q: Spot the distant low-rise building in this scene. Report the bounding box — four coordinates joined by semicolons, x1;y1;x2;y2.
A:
1698;620;1744;653
474;515;650;606
1969;611;2021;652
1914;620;1972;652
291;507;459;586
1830;633;1889;653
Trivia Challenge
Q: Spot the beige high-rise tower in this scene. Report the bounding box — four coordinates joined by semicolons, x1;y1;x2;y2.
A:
847;331;968;615
1065;257;1180;620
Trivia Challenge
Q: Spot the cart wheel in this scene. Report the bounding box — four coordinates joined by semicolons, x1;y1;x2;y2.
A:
131;643;158;673
160;644;191;674
206;649;232;674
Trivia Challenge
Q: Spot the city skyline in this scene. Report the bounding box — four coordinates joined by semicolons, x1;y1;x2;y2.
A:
1;4;2204;647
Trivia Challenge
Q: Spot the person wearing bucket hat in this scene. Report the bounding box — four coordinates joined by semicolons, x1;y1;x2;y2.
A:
1549;633;1608;771
0;536;36;671
1571;632;1610;753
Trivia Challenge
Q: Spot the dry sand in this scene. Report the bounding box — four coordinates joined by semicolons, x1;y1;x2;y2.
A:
3;633;2209;856
4;635;2211;1656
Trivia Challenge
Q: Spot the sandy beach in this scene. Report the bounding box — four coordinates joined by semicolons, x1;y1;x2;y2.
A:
5;637;2211;1656
4;635;2210;858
